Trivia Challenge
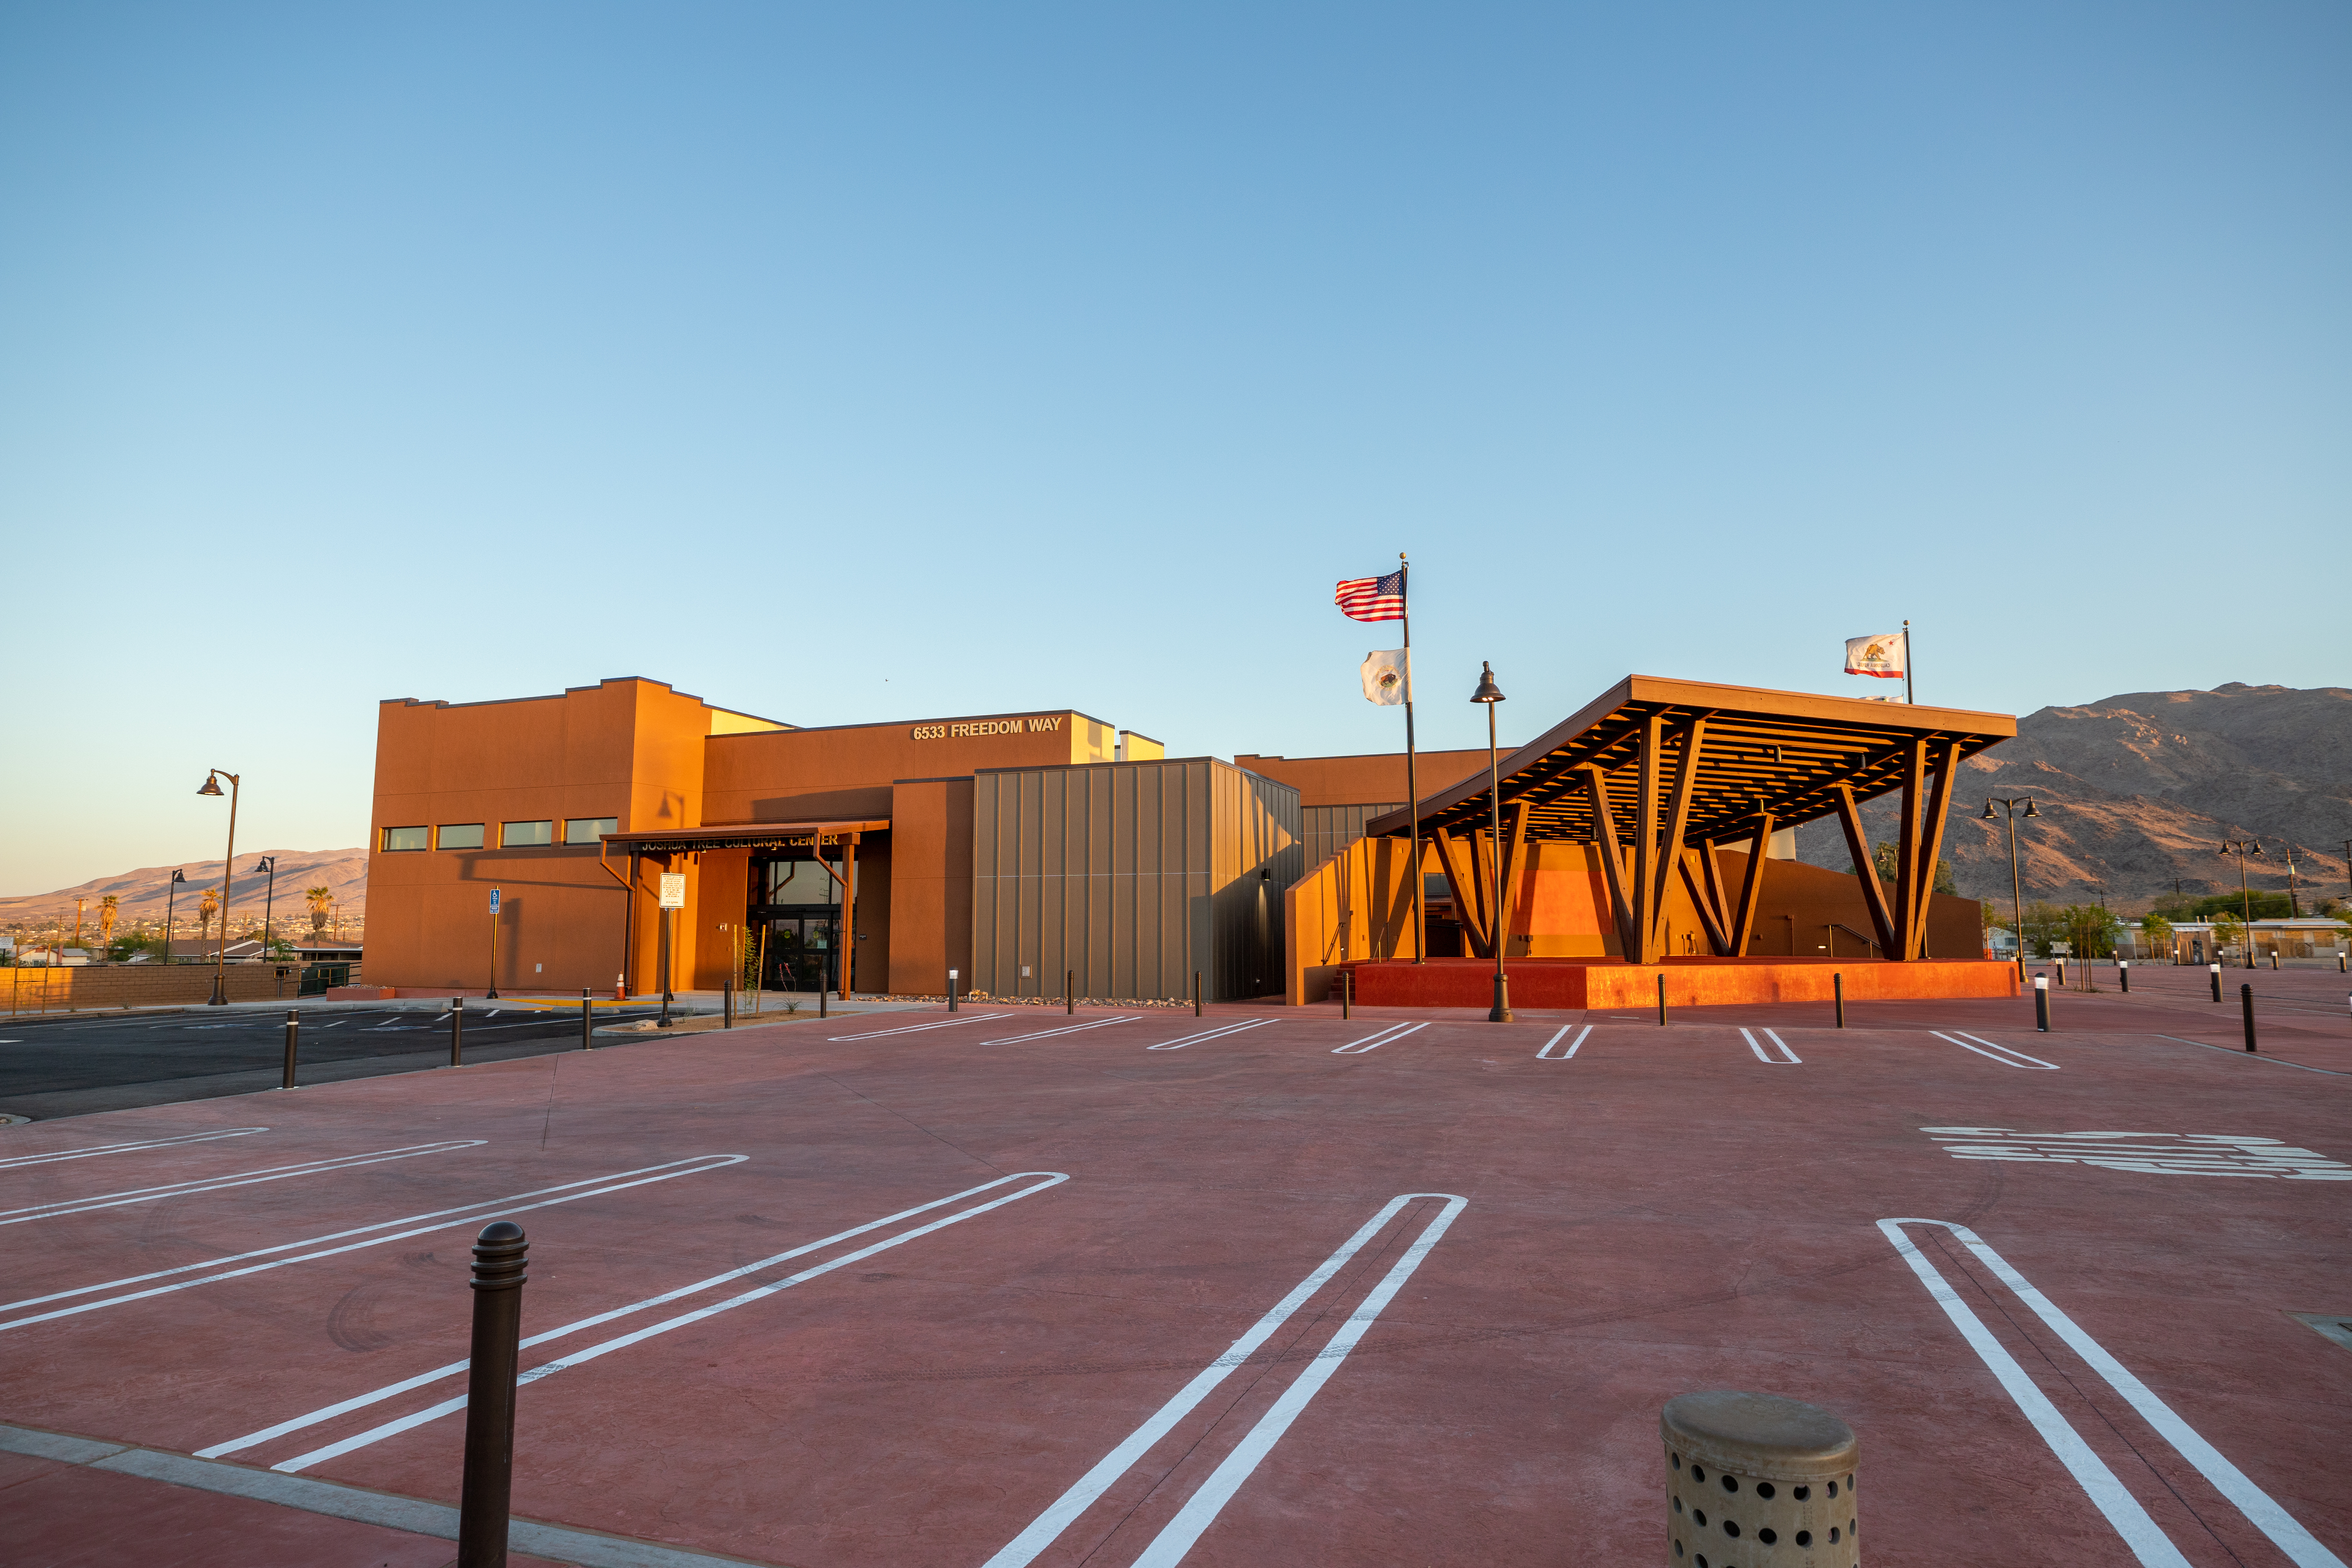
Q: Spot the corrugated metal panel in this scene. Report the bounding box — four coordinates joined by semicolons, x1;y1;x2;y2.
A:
1302;802;1404;870
971;757;1298;1002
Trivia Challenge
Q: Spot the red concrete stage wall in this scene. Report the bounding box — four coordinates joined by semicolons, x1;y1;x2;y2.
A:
1341;956;2017;1009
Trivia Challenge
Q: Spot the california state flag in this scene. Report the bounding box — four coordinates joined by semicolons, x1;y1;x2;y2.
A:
1844;632;1905;679
1360;649;1409;705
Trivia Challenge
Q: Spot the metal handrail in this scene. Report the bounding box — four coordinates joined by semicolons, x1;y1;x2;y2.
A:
1824;922;1884;958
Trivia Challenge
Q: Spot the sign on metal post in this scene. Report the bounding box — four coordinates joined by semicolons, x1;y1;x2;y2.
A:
2050;942;2070;954
488;888;501;916
658;874;686;910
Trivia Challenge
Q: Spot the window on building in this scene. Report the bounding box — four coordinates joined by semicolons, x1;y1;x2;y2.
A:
381;825;428;853
437;824;485;850
501;820;554;847
564;817;618;845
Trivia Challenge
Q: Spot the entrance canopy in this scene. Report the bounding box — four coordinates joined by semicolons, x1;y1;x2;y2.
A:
1363;675;2015;964
599;819;889;856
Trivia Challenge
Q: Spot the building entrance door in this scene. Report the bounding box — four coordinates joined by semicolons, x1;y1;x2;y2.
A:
764;912;838;994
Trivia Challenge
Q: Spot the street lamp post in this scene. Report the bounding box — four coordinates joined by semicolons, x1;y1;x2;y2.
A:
1471;662;1511;1023
164;868;187;965
253;857;277;960
1982;797;2038;978
2219;838;2262;966
198;770;241;1005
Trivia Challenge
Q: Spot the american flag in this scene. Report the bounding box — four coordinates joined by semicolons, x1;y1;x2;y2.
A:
1334;570;1406;623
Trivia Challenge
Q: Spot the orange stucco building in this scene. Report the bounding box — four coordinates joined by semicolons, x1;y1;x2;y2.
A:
366;673;2004;1006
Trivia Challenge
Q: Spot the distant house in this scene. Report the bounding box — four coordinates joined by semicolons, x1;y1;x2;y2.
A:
10;946;93;967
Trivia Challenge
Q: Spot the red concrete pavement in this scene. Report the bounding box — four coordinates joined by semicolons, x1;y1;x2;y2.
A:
2;967;2347;1566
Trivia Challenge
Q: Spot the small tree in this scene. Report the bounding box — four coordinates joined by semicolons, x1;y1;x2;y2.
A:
1869;839;1958;895
98;894;119;953
197;887;220;942
2017;900;2067;957
306;886;333;937
2210;910;2245;958
2138;912;2173;961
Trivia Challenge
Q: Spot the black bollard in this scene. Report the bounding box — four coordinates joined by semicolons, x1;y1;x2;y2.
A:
2210;963;2223;1003
1834;972;1845;1029
2241;984;2257;1052
457;1221;528;1567
723;978;733;1030
2119;961;2130;994
819;985;827;1019
2034;974;2051;1032
1340;969;1351;1019
1192;970;1202;1018
1066;969;1073;1015
580;988;593;1050
1656;972;1666;1027
2270;950;2279;970
947;970;958;1012
450;997;465;1067
282;1009;300;1090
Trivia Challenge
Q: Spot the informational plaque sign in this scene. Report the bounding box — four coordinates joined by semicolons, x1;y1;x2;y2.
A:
659;874;686;909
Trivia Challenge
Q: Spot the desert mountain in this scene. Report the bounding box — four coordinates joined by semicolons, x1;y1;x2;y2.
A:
0;849;367;937
1794;684;2352;914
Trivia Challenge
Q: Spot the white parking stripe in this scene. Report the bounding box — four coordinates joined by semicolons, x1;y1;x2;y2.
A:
1763;1028;1801;1064
981;1192;1465;1568
1881;1219;2343;1568
0;1155;746;1334
1741;1028;1774;1063
1930;1030;2060;1070
1536;1025;1591;1060
1147;1020;1277;1051
984;1016;1139;1046
0;1141;483;1225
202;1170;1067;1462
1332;1021;1426;1055
0;1128;268;1171
1127;1196;1467;1567
828;1013;1013;1042
268;1171;1071;1474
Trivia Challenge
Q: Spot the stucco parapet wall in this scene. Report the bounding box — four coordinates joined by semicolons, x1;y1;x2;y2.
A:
378;676;790;733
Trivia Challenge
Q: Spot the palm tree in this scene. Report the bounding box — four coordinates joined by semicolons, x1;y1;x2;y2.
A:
98;894;119;956
198;886;220;946
306;886;333;937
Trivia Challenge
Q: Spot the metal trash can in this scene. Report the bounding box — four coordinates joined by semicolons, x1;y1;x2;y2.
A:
1663;1390;1858;1566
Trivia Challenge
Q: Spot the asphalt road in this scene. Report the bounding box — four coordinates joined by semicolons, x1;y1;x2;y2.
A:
0;1004;672;1120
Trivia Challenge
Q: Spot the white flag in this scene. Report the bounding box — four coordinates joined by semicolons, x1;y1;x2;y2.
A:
1360;649;1409;705
1844;632;1905;679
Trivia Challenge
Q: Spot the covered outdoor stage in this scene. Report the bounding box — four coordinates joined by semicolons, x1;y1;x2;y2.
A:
1286;674;2020;1008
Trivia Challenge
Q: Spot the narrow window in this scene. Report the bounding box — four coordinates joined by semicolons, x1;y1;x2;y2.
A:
437;824;485;850
501;820;554;848
564;817;618;845
380;825;429;853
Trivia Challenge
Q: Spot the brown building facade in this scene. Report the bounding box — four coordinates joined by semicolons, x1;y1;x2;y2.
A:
366;674;1998;1005
366;677;1302;1000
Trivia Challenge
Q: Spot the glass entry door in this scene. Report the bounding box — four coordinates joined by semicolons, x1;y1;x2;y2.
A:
764;912;838;994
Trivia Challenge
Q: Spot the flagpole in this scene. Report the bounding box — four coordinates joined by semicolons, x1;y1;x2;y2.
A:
1903;619;1914;704
1401;551;1424;964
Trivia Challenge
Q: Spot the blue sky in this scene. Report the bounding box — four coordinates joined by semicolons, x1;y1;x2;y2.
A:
4;3;2346;894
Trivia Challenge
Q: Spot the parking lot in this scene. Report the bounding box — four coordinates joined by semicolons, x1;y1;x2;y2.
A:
2;970;2347;1566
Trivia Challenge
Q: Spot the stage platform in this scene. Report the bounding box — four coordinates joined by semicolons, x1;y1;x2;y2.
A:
1338;955;2018;1009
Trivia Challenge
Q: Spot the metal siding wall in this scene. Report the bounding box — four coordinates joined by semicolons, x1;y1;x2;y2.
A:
1303;802;1404;870
973;757;1252;1001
